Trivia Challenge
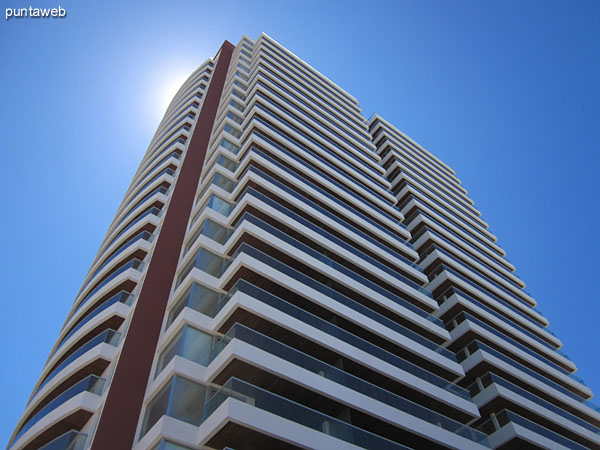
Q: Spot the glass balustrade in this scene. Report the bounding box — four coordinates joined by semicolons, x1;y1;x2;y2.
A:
220;231;444;341
12;376;104;447
477;409;588;450
438;286;559;351
167;282;222;328
468;372;599;434
249;128;406;230
83;231;152;291
55;291;132;355
446;311;578;379
207;323;487;445
456;340;585;402
34;330;119;397
243;164;414;259
151;440;193;450
105;206;161;251
39;430;87;450
203;377;412;450
74;258;144;314
156;325;214;376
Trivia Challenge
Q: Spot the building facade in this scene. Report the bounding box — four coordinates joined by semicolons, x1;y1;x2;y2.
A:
7;34;599;450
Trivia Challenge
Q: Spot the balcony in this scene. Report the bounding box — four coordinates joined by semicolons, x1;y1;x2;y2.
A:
33;330;119;399
168;278;470;404
54;291;132;356
74;258;144;315
39;430;87;450
11;376;103;448
478;409;588;450
468;372;600;447
204;377;414;449
206;323;487;445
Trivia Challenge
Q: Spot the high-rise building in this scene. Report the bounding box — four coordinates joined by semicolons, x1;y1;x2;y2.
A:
7;33;599;450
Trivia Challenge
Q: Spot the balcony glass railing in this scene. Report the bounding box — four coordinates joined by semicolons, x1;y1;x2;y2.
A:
183;218;229;256
84;231;152;291
128;168;175;207
55;291;132;355
412;225;523;291
438;287;559;351
252;64;373;154
238;187;422;275
166;282;221;328
393;169;478;222
259;42;363;121
34;330;119;398
140;376;208;436
252;99;386;190
144;126;190;169
39;430;87;450
253;79;380;170
229;98;245;112
222;222;441;335
74;258;144;314
143;138;186;172
176;248;225;288
469;372;600;434
404;208;504;261
255;80;383;175
120;186;169;225
133;166;176;199
12;376;103;447
204;377;411;449
165;276;468;400
384;147;470;209
251;126;405;230
195;172;236;206
156;324;214;376
456;340;585;402
583;400;600;413
150;440;193;450
378;127;457;182
220;279;467;399
104;206;161;252
190;194;234;228
397;183;490;242
195;156;414;267
224;123;242;139
209;323;487;445
431;264;546;330
446;311;578;380
229;212;433;308
203;153;239;179
156;113;195;142
242;164;414;262
477;409;588;450
425;244;533;311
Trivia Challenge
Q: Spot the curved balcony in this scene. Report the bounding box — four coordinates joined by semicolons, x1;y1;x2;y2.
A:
53;291;132;356
203;377;412;449
39;430;87;450
168;278;469;401
103;206;161;254
80;230;152;296
73;258;144;316
10;376;104;448
33;329;120;399
168;322;486;446
477;409;588;450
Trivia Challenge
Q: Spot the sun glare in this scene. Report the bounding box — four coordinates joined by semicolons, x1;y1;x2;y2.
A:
159;73;189;115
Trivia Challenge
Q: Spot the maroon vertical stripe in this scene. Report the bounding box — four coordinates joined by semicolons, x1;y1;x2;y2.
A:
91;41;235;450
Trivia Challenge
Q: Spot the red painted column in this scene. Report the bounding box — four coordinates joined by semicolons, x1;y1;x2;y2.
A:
91;41;235;450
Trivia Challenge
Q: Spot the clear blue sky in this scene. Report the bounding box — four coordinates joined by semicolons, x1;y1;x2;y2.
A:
1;0;598;444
